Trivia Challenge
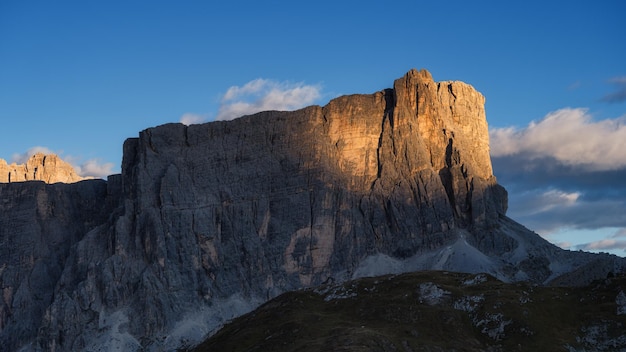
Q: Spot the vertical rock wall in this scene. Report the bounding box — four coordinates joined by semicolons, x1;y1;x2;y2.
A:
0;69;622;352
0;180;111;350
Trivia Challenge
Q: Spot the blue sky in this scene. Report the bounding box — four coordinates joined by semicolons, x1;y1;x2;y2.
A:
1;1;625;255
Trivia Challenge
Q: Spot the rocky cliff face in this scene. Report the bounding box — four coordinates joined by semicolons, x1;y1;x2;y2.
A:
1;69;624;351
0;153;84;183
0;179;113;350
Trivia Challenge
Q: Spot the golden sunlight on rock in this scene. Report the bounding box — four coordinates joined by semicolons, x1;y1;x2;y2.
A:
0;153;84;183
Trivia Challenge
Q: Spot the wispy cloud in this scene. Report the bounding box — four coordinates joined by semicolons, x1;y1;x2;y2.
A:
490;108;626;171
612;228;626;238
506;189;626;235
215;79;322;121
576;238;626;252
74;159;116;178
490;108;626;255
177;78;324;124
11;146;56;163
567;81;581;91
601;76;626;103
556;241;572;249
180;113;208;126
509;189;579;218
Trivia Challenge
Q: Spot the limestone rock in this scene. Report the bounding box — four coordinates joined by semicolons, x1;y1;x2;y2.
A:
0;153;84;183
0;179;113;350
0;69;624;352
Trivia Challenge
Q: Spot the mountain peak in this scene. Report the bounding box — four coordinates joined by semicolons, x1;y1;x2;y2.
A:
0;152;84;183
406;67;434;81
1;69;624;351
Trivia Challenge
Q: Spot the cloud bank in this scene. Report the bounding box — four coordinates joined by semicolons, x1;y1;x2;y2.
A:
215;79;322;121
490;108;626;171
490;108;626;255
74;159;116;178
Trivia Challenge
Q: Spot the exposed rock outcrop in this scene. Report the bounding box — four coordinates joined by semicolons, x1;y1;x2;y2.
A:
0;153;84;183
0;69;624;352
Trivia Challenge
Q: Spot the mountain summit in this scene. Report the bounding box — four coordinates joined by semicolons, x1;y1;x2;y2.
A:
1;69;624;351
0;153;84;183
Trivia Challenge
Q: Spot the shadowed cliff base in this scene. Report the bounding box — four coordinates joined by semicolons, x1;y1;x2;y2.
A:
0;69;624;352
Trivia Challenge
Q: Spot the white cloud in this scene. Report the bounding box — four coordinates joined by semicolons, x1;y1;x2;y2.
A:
508;189;580;218
537;189;580;209
490;108;626;171
222;78;269;102
75;159;116;178
216;79;322;121
180;113;208;126
11;146;56;163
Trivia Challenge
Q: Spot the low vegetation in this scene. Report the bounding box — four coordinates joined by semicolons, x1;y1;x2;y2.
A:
192;271;626;352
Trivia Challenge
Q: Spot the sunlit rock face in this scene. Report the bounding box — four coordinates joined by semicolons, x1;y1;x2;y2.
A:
0;153;84;184
114;69;506;294
0;69;624;352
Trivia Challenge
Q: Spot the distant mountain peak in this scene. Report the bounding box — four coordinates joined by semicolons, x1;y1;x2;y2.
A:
0;152;84;183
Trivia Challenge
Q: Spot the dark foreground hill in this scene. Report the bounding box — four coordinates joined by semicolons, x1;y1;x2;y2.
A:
0;69;624;351
194;271;626;352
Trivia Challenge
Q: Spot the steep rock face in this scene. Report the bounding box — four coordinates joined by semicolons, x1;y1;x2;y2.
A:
0;153;84;183
0;69;624;351
0;179;114;350
113;69;507;298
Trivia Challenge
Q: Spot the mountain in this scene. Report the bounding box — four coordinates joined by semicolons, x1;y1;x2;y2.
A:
0;69;624;351
193;271;626;352
0;153;84;183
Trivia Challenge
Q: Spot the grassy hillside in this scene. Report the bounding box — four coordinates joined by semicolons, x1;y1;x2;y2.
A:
192;271;626;352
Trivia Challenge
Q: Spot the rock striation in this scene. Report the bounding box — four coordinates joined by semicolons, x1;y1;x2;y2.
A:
0;153;84;183
0;69;624;352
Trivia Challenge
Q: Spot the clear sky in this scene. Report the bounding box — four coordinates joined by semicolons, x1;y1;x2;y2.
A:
1;1;625;256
